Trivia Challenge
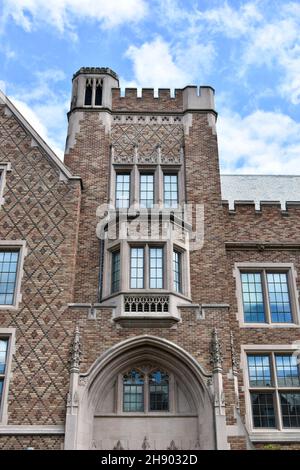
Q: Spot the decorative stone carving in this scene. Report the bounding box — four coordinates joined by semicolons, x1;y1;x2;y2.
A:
210;328;223;371
230;330;239;375
141;436;150;450
70;325;81;374
124;294;169;313
78;376;88;386
113;440;124;450
167;440;178;450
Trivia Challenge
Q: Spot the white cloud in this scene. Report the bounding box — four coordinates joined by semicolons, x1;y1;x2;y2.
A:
124;36;214;90
218;109;300;174
2;0;147;34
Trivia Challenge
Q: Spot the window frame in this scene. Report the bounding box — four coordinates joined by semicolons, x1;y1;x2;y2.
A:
115;171;131;209
234;263;300;327
173;248;182;294
242;345;300;437
0;328;15;424
129;243;166;291
163;172;179;209
0;241;26;310
139;171;155;209
119;367;171;415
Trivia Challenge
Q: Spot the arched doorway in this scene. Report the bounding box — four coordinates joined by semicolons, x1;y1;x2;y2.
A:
68;336;215;450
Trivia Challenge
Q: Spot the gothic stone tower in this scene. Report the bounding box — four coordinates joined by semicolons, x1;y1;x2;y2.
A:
63;67;232;450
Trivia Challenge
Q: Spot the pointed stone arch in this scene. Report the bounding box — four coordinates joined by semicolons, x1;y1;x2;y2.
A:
65;335;216;450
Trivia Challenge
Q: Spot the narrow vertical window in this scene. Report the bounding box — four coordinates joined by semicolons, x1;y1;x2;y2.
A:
241;273;265;323
115;173;130;209
123;369;144;412
149;247;163;289
111;250;120;294
164;174;178;208
0;339;8;408
130;248;144;289
267;273;292;323
149;370;169;411
173;250;181;293
0;251;19;305
140;174;154;208
95;79;102;106
84;80;92;106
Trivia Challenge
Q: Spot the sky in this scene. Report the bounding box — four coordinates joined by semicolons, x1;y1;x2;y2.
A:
1;0;300;174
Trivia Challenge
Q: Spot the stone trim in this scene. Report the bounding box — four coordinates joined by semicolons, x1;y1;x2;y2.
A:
0;328;16;424
233;262;300;327
226;242;300;251
0;240;27;310
0;425;65;435
0;163;11;208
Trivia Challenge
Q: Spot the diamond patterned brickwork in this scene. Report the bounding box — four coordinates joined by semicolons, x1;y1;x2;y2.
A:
0;104;81;425
0;435;64;450
111;122;183;163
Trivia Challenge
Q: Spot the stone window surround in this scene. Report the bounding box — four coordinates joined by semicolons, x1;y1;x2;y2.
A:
101;236;190;300
109;163;185;209
234;262;300;328
0;240;27;310
0;163;12;208
0;328;15;425
241;345;300;441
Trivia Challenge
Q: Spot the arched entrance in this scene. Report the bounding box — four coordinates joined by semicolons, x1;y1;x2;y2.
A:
66;336;215;450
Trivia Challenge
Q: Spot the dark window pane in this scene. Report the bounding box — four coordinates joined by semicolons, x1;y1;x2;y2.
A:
173;250;181;293
0;378;3;405
251;393;276;428
149;370;169;411
140;174;154;208
95;81;102;106
247;355;272;387
116;173;130;209
84;82;92;105
130;248;144;288
0;251;19;305
111;251;120;294
280;393;300;428
123;369;144;412
267;273;292;323
164;174;178;208
241;272;266;323
0;339;8;375
149;247;163;289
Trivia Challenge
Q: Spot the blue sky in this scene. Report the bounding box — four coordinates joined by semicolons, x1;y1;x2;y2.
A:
1;0;300;174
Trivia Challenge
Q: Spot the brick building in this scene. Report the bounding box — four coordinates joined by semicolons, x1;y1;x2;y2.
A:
0;67;300;450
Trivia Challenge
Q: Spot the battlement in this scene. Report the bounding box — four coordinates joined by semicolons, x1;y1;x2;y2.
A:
112;86;215;113
73;67;119;81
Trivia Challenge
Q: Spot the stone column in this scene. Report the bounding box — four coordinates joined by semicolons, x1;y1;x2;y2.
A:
210;328;229;449
64;326;81;450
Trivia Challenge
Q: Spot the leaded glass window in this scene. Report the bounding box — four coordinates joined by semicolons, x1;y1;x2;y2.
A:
123;369;144;412
267;273;292;323
116;173;130;209
130;247;144;289
247;352;300;429
0;339;8;408
149;370;169;411
241;273;265;323
173;250;181;293
111;250;120;293
164;174;178;208
241;269;294;324
149;247;163;289
140;174;154;208
0;251;19;305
